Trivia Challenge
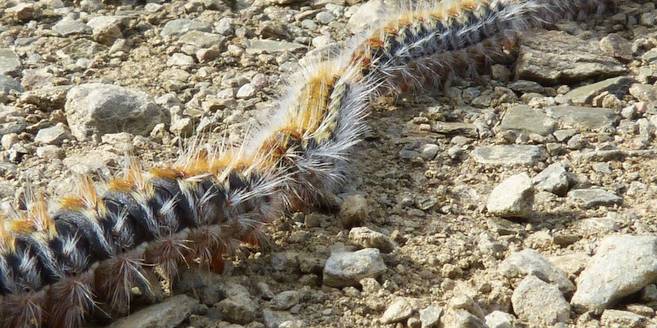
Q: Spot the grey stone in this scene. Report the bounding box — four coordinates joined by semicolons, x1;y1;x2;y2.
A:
108;295;198;328
236;83;257;99
380;298;414;324
629;83;657;103
35;123;71;145
36;145;64;160
87;16;124;45
179;31;224;48
567;188;622;209
0;49;21;75
511;275;570;325
0;75;22;100
600;310;647;328
65;83;169;140
599;33;633;61
500;249;575;294
508;80;544;94
571;235;657;312
420;143;439;160
532;162;571;196
485;311;516;328
440;309;486;328
161;19;211;37
323;248;386;288
499;105;554;136
547;105;619;131
471;145;546;166
486;173;534;218
6;3;35;20
52;18;91;36
516;31;625;84
271;291;300;310
246;39;306;54
262;309;297;328
315;11;336;24
419;305;442;328
216;294;258;324
562;76;634;105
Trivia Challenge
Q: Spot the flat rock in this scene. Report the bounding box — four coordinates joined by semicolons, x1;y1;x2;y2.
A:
571;235;657;312
500;249;575;294
499;105;554;136
178;31;223;48
562;76;634;105
547;105;618;131
471;145;546;166
160;19;211;37
511;275;571;326
65;83;169;140
486;173;534;218
567;188;622;209
532;162;571;196
516;31;626;85
246;39;306;54
323;248;386;288
108;295;198;328
0;49;21;75
52;17;91;36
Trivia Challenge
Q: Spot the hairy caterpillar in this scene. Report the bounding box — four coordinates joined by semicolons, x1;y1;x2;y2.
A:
0;1;615;327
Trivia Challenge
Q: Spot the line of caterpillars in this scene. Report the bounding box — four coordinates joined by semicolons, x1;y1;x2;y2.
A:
0;0;616;327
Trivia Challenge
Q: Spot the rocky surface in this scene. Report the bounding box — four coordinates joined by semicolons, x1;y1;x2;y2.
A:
1;0;657;327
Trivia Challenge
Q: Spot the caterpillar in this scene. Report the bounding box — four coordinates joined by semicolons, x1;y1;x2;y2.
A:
0;0;616;327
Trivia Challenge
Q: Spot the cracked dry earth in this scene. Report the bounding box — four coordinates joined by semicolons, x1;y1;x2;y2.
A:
2;0;657;327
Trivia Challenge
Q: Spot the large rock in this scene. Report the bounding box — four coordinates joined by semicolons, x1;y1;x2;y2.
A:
323;248;386;288
512;275;570;325
516;31;626;85
108;295;198;328
547;106;619;131
571;235;657;312
500;249;575;294
486;173;534;218
499;105;555;136
64;83;169;140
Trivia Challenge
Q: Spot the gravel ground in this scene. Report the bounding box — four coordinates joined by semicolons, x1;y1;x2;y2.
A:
2;0;657;327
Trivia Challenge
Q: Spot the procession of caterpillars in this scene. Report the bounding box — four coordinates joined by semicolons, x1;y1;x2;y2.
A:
0;0;617;327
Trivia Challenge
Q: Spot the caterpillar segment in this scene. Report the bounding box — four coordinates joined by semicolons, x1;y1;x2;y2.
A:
0;0;617;327
350;0;616;94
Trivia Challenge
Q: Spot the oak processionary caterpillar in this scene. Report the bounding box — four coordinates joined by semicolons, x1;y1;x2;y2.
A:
0;1;616;327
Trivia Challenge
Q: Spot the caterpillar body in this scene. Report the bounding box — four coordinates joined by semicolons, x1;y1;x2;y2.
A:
0;0;615;327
